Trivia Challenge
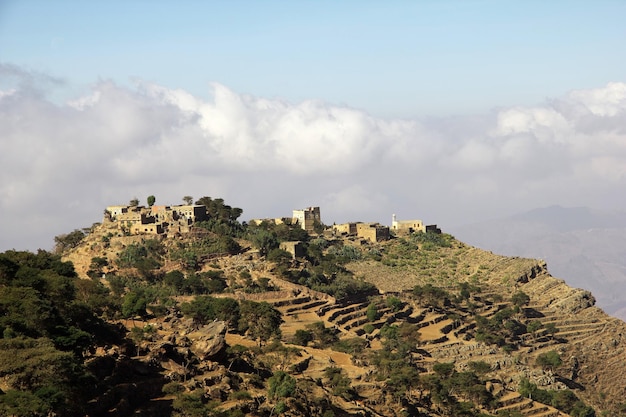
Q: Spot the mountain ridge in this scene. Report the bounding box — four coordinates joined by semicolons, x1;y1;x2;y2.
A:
2;203;625;416
450;205;626;321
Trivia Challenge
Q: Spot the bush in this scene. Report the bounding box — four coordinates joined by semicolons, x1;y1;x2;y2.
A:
385;296;403;312
267;248;293;263
293;329;313;346
536;350;562;370
267;371;296;399
162;382;185;395
229;390;252;400
332;337;368;354
366;303;379;321
53;229;86;253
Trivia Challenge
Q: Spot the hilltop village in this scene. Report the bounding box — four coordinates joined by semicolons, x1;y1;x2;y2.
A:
7;196;624;417
104;203;441;243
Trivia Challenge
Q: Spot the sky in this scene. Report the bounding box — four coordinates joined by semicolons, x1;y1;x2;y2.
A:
1;1;626;252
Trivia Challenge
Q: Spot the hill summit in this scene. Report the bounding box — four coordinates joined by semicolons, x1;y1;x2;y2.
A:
3;197;625;417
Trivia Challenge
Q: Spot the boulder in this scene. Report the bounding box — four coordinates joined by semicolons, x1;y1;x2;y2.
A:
190;320;227;360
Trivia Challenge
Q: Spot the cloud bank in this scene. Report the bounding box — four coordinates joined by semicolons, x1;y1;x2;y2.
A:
1;65;625;251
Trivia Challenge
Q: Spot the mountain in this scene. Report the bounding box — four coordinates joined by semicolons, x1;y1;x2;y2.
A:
450;206;626;320
2;201;626;416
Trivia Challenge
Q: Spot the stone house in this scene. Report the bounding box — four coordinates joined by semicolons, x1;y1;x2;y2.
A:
333;222;390;242
332;222;358;236
426;224;442;234
356;223;390;242
248;217;294;227
104;203;209;236
391;214;441;235
391;214;425;233
292;207;321;232
279;241;306;259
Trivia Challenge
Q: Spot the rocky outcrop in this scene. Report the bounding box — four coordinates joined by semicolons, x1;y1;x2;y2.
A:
190;320;227;360
515;261;548;284
549;288;596;314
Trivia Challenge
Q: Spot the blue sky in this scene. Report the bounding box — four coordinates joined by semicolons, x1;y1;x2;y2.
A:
2;1;625;117
1;1;626;251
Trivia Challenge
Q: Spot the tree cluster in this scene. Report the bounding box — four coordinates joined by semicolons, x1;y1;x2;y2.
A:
181;296;282;346
0;250;120;416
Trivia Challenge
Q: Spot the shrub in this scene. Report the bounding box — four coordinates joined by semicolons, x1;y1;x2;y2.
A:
229;390;252;400
332;338;368;354
366;303;379;321
162;382;185;395
267;371;296;399
385;296;403;312
293;329;313;346
536;350;562;370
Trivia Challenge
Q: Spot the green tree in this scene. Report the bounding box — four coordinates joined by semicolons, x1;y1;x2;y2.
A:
239;301;282;346
147;195;156;207
182;195;193;205
467;360;491;376
527;320;543;339
433;362;455;378
86;256;108;279
53;230;86;254
0;390;49;417
129;197;139;207
385;296;403;312
181;296;240;328
536;350;562;371
249;230;279;257
571;402;595;417
121;290;148;320
387;364;420;400
164;270;185;292
0;338;92;416
293;329;313;346
545;322;558;339
552;390;580;414
511;291;530;307
267;371;296;400
172;390;217;417
324;366;354;399
366;303;379;321
307;321;338;347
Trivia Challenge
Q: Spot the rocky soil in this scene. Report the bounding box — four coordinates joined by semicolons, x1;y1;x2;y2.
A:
62;226;626;416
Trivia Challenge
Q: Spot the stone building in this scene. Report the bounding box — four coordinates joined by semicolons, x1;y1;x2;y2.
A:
332;222;358;236
248;217;294;227
292;206;321;232
279;241;306;259
391;214;425;233
391;214;441;235
104;203;209;236
426;224;442;234
356;223;390;242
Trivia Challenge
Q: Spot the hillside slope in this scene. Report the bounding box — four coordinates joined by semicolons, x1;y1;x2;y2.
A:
450;206;626;320
43;221;626;416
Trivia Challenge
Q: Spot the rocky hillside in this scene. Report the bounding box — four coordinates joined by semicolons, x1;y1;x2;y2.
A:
450;206;626;320
4;210;626;417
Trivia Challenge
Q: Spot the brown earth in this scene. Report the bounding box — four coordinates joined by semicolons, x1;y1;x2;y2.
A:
62;225;626;416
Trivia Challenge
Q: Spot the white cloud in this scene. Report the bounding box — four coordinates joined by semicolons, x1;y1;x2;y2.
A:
568;82;626;117
1;66;625;251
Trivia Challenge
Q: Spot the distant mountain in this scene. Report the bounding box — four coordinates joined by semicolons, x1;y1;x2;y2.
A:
450;206;626;321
